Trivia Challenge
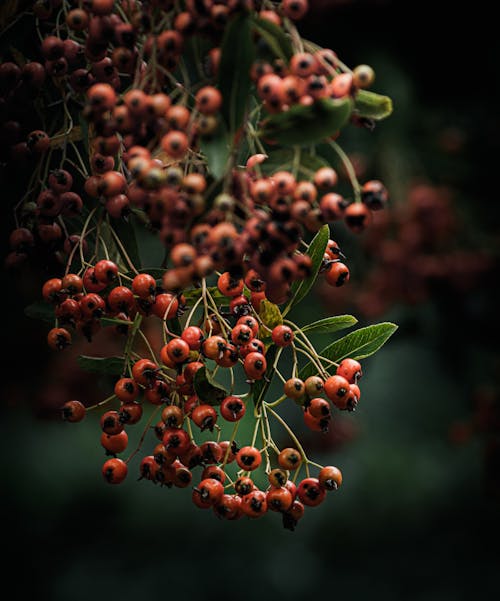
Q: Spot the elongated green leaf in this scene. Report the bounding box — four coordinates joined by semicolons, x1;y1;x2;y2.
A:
219;13;255;133
299;322;398;380
354;90;393;121
101;317;132;328
194;366;228;406
169;316;182;336
25;301;53;323
285;224;329;313
301;315;358;335
182;287;227;303
252;344;278;409
77;355;125;376
259;97;353;146
110;216;141;271
253;16;293;61
200;120;230;180
261;149;329;177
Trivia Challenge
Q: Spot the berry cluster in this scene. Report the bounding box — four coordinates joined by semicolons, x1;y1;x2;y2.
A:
3;1;395;529
322;184;492;318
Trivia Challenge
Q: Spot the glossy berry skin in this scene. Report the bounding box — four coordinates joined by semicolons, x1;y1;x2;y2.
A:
102;458;128;484
118;403;143;425
166;338;190;363
220;396;246;422
101;431;129;454
213;495;242;520
304;376;324;397
282;499;305;531
243;352;267;380
181;326;204;350
284;378;306;401
241;490;268;518
94;259;119;284
61;400;86;422
202;335;225;360
266;487;293;512
161;405;184;428
336;358;362;383
191;404;217;431
217;272;244;297
308;397;331;419
318;465;343;491
162;427;191;455
297;477;326;507
271;325;294;347
196;478;224;505
236;446;262;471
324;375;350;403
42;278;64;303
114;378;139;403
303;409;329;433
47;327;71;350
278;448;302;471
237;315;260;337
231;324;254;345
235;476;255;496
108;286;135;313
152;293;179;319
132;358;158;386
325;262;350;287
132;273;156;298
200;466;226;485
101;411;124;435
268;468;289;488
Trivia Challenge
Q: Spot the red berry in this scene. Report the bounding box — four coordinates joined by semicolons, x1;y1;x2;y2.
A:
297;477;326;507
336;358;362;383
271;324;294;347
61;400;86;422
191;404;217;432
236;446;262;471
220;396;246;422
102;458;128;484
101;431;129;454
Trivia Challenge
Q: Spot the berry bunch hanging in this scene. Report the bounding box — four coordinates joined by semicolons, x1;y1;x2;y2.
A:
3;0;397;531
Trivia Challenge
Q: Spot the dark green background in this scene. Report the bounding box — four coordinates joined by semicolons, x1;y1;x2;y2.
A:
1;1;498;599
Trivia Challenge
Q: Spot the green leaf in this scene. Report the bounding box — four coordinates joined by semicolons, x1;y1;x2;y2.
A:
299;322;398;380
301;315;358;335
25;301;53;323
253;16;293;62
261;149;329;177
354;90;393;121
259;97;353;146
170;317;182;336
194;366;228;406
259;299;283;333
110;216;142;270
101;317;132;327
200;120;230;180
77;355;125;376
182;287;227;303
285;224;329;314
219;13;255;133
252;344;278;409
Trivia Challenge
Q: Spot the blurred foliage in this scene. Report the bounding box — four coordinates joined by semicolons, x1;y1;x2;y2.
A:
1;1;499;600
